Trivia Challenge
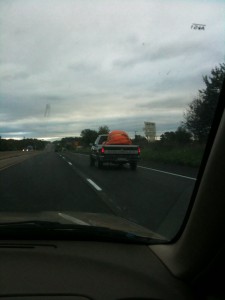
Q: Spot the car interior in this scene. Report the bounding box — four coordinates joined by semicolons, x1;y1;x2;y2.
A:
0;0;224;299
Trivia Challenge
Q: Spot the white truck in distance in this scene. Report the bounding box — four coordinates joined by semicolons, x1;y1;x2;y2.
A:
90;134;140;170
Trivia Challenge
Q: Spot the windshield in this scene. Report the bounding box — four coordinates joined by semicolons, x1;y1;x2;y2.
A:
0;0;224;242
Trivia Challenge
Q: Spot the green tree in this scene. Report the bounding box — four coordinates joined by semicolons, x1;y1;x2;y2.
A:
175;127;192;144
160;131;176;144
98;125;110;135
133;135;148;146
80;129;98;146
183;63;225;142
160;127;192;144
60;137;77;150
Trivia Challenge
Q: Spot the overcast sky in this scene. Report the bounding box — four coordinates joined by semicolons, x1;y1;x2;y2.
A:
0;0;224;140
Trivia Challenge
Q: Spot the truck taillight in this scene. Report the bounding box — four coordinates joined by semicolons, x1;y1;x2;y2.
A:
101;147;105;154
138;147;141;155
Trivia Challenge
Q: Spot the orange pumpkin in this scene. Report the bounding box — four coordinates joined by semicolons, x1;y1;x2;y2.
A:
104;130;132;145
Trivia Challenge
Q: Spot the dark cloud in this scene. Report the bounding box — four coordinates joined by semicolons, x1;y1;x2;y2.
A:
0;94;65;121
137;97;189;110
113;39;210;70
68;62;98;73
1;71;30;81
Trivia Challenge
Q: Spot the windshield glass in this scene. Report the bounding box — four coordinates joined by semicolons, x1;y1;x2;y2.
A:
0;0;224;241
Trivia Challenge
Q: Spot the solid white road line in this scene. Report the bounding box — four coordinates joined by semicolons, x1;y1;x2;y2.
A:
58;212;90;226
87;179;102;191
138;165;196;181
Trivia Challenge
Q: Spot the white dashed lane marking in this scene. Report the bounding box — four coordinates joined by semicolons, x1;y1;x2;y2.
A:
87;179;102;191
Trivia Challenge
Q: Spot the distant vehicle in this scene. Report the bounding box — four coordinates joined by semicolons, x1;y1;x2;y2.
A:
26;145;34;151
90;131;140;170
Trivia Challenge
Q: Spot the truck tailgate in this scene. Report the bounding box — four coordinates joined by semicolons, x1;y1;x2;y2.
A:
103;145;139;154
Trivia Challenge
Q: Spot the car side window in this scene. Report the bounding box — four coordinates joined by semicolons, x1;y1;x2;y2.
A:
99;136;107;145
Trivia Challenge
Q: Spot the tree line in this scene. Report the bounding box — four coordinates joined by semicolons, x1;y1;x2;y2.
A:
160;63;224;145
53;126;110;151
0;138;48;151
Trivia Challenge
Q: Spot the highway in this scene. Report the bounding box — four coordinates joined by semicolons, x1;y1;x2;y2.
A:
0;150;197;239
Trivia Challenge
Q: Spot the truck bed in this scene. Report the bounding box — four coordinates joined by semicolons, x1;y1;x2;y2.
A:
90;137;140;170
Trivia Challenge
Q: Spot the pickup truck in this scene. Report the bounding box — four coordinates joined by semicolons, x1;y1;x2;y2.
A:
90;134;140;170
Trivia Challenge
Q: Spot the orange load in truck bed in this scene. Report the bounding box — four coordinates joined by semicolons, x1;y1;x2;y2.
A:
104;130;132;145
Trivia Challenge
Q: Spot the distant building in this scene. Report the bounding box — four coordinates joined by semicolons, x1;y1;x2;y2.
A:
143;122;156;142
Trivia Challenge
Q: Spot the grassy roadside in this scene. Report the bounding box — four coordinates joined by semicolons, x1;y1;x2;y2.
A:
69;143;205;168
140;144;205;168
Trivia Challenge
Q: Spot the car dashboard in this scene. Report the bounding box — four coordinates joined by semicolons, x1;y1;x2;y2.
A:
0;240;195;300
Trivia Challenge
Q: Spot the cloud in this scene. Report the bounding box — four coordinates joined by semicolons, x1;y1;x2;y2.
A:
0;0;224;140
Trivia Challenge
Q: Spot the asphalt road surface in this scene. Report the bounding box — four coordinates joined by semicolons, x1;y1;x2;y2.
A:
0;150;197;239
